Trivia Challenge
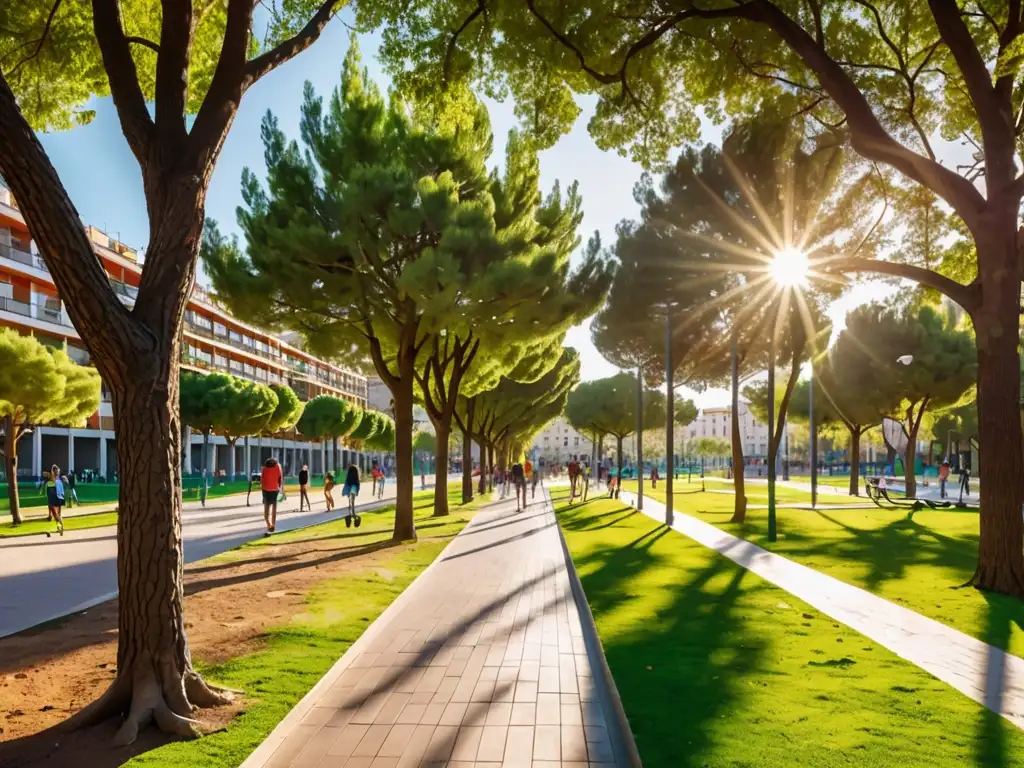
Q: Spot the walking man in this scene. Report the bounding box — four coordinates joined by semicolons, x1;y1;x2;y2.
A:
510;459;526;512
938;460;951;500
261;457;282;535
298;463;311;511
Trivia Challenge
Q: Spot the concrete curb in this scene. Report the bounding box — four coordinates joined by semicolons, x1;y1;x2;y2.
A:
548;488;643;768
239;494;504;768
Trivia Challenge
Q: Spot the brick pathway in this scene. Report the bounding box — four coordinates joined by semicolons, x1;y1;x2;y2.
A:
242;491;632;768
623;491;1024;731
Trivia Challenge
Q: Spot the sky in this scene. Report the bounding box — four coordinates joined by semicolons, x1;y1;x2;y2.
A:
35;17;905;410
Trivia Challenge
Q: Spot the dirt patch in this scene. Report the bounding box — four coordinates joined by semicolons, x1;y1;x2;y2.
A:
0;527;401;767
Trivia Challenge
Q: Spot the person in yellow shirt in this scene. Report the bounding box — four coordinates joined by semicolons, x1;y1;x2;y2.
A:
524;458;533;482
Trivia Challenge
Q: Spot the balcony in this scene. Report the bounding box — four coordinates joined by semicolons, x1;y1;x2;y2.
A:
0;242;48;272
0;296;74;329
109;278;139;303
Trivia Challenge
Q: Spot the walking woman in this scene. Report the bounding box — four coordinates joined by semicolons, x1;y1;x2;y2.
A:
323;470;336;513
343;463;362;528
298;464;312;511
46;464;65;537
261;457;282;535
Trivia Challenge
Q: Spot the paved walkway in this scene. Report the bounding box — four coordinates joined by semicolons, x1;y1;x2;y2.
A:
242;492;632;768
0;476;451;638
621;491;1024;731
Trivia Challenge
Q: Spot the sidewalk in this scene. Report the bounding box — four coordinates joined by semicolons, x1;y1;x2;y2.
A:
622;491;1024;732
242;491;633;768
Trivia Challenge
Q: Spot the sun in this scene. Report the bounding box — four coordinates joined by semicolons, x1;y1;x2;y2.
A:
770;246;810;288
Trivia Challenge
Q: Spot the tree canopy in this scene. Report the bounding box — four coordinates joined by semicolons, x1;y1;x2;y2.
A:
265;383;303;436
0;330;101;523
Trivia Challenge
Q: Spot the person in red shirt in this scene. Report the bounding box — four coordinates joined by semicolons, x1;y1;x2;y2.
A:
261;457;283;535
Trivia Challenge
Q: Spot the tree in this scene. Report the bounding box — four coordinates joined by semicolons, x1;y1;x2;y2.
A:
0;330;101;523
565;372;666;486
209;379;278;479
0;0;348;736
843;302;976;497
366;0;1024;595
675;398;698;429
263;383;303;463
295;394;360;472
180;371;231;476
692;437;731;466
413;430;436;455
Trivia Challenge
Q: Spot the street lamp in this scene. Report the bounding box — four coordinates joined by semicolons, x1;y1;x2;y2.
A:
653;301;679;526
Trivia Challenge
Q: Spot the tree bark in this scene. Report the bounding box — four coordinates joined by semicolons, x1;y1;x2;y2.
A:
478;436;488;494
729;344;747;523
3;422;21;525
487;443;495;492
848;428;862;496
903;401;928;499
391;374;417;541
616;435;624;499
432;420;451;517
461;399;475;504
227;438;236;480
970;224;1024;595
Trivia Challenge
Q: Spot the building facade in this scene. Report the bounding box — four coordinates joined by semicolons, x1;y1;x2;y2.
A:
531;417;593;466
686;402;770;459
0;183;368;481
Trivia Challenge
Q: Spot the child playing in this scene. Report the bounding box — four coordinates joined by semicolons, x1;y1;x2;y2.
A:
323;470;336;513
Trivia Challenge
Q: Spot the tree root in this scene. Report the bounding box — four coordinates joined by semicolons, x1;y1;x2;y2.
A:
113;674;200;746
58;672;131;732
185;670;235;707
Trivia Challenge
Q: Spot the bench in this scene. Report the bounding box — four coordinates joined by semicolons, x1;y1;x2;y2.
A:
864;481;953;510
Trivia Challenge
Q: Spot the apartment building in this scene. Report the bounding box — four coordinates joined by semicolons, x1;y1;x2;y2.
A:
686;402;770;459
531;417;593;466
0;182;368;481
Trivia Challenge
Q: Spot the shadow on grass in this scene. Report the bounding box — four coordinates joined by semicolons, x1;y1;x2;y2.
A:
975;593;1024;767
558;501;766;766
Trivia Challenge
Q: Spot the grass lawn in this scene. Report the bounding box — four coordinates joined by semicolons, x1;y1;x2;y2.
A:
621;480;1024;661
0;509;120;538
552;487;1024;767
620;478;870;507
123;488;491;768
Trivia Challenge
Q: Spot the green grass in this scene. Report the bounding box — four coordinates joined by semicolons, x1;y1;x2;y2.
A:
622;481;1024;661
552;488;1024;767
0;510;120;537
123;488;491;768
620;478;870;507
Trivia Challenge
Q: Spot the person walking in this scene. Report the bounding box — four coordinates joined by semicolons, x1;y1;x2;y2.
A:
531;462;541;499
938;460;951;499
323;470;336;513
567;457;580;499
650;465;659;490
343;463;362;527
261;457;283;535
510;459;526;511
65;470;79;507
45;465;65;537
298;464;311;511
377;467;386;499
199;467;209;508
371;461;381;497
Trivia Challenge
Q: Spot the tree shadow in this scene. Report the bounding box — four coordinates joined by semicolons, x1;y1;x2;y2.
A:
556;501;765;766
973;593;1024;767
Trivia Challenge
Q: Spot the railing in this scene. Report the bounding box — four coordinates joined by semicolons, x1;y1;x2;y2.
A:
0;296;74;328
0;242;47;272
108;278;139;302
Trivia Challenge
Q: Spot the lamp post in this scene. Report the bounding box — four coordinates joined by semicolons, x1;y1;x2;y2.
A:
664;309;674;527
636;366;643;512
809;357;817;509
767;347;777;542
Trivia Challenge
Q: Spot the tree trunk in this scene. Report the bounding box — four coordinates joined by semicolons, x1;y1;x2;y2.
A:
433;420;451;517
729;343;747;523
391;374;417;541
462;400;475;504
487;443;495;492
848;428;861;496
3;423;21;525
904;405;920;499
227;438;236;480
616;436;624;499
971;229;1024;594
202;430;210;477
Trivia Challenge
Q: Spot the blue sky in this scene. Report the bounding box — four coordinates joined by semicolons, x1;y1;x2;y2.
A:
36;18;903;409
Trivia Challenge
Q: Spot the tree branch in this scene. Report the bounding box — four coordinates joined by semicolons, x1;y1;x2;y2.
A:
155;0;195;146
125;36;161;53
828;256;980;311
443;0;487;85
91;0;155;164
244;0;340;84
5;0;62;77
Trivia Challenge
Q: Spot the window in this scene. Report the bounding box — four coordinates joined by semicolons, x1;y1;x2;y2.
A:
563;437;568;447
214;353;228;368
229;329;243;344
712;428;716;436
690;430;696;438
213;322;227;336
760;443;767;454
191;312;212;330
574;437;579;447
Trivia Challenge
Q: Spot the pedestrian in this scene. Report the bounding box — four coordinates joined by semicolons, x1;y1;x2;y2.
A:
298;463;311;511
261;457;282;535
45;464;65;537
938;460;951;499
524;456;533;490
343;463;362;527
650;465;659;489
532;462;541;499
959;465;971;499
607;472;617;499
69;470;79;506
511;458;526;511
377;467;386;499
567;457;580;498
324;470;336;512
200;467;209;508
371;461;381;497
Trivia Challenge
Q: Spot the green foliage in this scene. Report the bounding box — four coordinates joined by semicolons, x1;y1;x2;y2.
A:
209;380;279;445
674;397;698;428
412;430;437;454
180;372;228;437
295;395;360;442
366;415;396;452
265;384;303;436
691;437;731;458
565;371;666;441
0;329;101;440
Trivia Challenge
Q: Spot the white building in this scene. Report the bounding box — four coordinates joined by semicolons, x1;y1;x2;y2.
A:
686;402;770;459
531;417;593;465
